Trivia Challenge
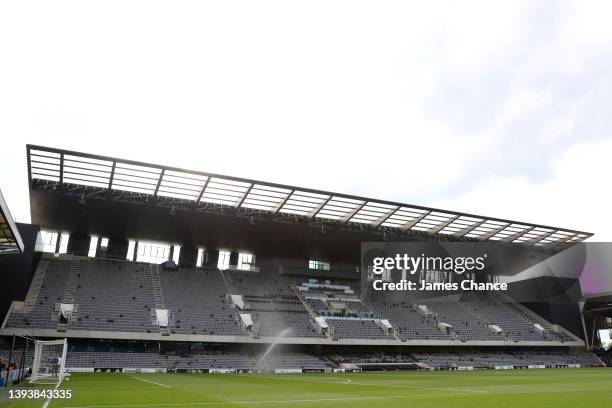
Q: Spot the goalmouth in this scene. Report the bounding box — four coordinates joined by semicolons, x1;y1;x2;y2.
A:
30;338;68;385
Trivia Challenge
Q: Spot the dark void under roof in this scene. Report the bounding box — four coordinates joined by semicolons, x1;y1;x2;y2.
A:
581;292;612;316
26;144;592;248
0;187;24;256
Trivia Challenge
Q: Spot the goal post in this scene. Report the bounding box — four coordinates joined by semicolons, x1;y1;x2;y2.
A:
30;338;68;384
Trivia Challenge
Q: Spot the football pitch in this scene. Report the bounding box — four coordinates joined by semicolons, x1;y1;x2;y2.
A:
3;369;612;408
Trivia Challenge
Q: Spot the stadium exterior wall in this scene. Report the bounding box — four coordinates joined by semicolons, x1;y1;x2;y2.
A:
0;223;40;320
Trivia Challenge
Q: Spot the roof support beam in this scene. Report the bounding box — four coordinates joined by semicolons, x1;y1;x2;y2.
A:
371;206;399;228
153;169;165;198
272;190;294;214
307;196;333;220
451;219;486;238
398;211;431;232
549;233;577;248
59;153;65;193
26;146;33;187
195;177;211;204
477;223;510;241
340;201;369;224
106;161;116;198
500;227;535;243
429;215;460;235
235;184;254;211
524;230;556;246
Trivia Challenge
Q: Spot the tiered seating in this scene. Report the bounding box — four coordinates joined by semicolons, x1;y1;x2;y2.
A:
425;298;506;341
66;351;162;368
327;318;393;340
166;351;329;370
5;259;71;330
364;290;451;340
512;350;602;366
456;293;551;341
227;272;322;337
71;259;158;333
0;346;602;371
161;268;242;336
0;348;35;366
306;298;330;314
411;352;489;368
411;350;601;368
167;351;253;370
330;352;415;365
299;279;375;319
250;308;320;337
362;288;575;343
498;297;575;342
258;352;330;370
228;271;295;297
3;256;579;345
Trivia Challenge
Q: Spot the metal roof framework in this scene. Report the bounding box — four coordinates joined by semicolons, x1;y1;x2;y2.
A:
0;187;24;256
26;145;592;248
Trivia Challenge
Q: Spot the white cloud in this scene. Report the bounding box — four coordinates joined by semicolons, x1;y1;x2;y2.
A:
0;1;610;240
435;138;612;239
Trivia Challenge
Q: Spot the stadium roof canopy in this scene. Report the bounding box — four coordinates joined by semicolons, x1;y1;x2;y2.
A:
26;145;592;248
0;187;24;256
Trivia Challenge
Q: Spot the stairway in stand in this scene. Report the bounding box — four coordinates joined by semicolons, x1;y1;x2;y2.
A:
150;264;171;336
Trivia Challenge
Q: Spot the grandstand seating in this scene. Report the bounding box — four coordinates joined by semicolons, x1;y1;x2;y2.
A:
71;259;158;333
2;255;581;347
65;350;330;371
226;271;322;337
67;351;162;369
161;268;242;336
327;318;394;340
0;346;602;372
5;259;71;330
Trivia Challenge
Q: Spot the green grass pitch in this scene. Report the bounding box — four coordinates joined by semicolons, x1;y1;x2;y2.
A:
3;369;612;408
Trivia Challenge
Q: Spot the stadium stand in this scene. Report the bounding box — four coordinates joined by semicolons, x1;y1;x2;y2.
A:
161;268;242;336
2;346;600;373
71;259;158;333
6;259;71;330
3;254;583;346
0;145;603;377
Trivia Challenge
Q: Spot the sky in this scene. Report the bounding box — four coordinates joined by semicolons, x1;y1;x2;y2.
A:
0;1;610;239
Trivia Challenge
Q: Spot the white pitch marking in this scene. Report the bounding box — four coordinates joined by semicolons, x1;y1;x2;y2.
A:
42;376;66;408
258;375;489;394
131;377;172;389
54;391;483;408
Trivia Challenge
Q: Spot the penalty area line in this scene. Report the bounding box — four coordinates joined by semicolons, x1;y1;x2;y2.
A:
131;377;172;388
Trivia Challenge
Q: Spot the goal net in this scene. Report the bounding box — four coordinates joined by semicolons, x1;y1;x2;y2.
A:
30;338;68;384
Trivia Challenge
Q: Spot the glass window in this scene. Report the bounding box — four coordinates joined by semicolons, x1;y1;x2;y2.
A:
126;240;136;261
308;259;330;271
88;236;98;257
58;233;70;254
217;250;231;270
39;231;58;253
136;241;171;264
238;253;253;270
172;245;181;264
196;248;204;267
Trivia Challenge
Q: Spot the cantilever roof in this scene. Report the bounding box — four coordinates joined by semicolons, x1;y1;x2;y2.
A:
26;145;592;248
0;187;24;256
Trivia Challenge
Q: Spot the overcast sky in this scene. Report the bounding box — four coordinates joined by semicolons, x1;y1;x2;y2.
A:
1;1;610;240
